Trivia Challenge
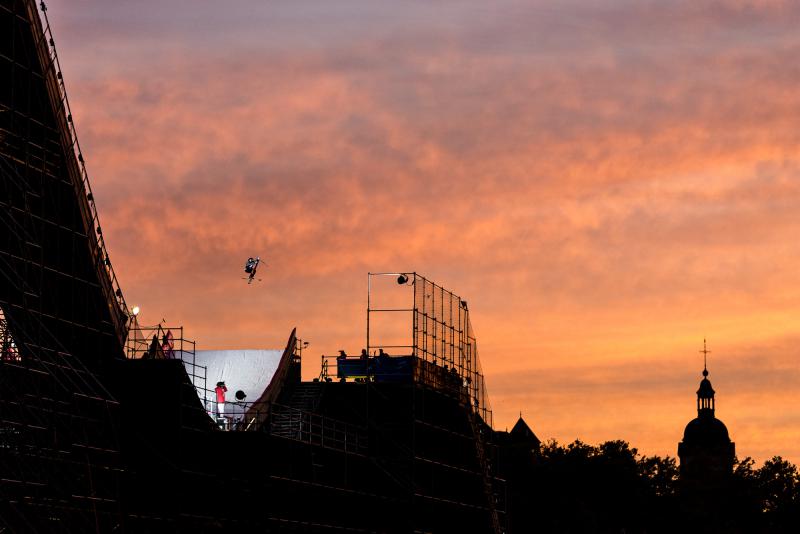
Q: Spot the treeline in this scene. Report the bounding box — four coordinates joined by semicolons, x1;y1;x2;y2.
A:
507;440;800;533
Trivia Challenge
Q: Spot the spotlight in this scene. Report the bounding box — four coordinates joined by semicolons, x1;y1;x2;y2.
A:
131;306;140;316
397;274;409;285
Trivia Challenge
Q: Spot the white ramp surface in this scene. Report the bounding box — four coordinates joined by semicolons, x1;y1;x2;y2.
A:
184;349;283;415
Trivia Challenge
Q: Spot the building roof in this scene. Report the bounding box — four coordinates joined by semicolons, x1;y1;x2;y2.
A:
510;416;541;446
682;415;731;447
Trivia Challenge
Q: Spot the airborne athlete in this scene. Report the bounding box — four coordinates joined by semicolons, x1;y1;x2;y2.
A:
243;256;262;284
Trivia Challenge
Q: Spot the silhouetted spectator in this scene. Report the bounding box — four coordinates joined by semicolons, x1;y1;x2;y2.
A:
144;334;161;359
161;329;175;359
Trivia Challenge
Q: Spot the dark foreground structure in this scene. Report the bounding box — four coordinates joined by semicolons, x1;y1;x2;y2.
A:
677;351;737;531
0;2;536;531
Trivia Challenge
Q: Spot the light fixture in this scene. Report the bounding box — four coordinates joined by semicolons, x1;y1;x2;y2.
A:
131;306;140;316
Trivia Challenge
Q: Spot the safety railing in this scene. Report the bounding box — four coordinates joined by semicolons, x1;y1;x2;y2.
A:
320;352;476;411
205;398;368;454
125;324;208;415
205;397;267;431
125;325;196;361
269;403;368;455
319;351;414;383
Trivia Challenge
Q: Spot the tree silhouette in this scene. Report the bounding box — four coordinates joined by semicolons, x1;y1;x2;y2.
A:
756;456;800;530
509;440;800;533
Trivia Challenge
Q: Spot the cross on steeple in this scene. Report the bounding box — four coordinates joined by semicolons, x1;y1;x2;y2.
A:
700;338;711;377
696;339;716;415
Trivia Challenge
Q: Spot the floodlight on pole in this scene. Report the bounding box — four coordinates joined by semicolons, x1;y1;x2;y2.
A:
131;306;140;316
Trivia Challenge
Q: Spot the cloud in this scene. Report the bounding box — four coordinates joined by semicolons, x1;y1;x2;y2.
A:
45;0;800;462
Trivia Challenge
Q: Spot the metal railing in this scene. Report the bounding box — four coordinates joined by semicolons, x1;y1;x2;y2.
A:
269;403;368;455
319;351;415;382
125;325;195;361
125;324;209;418
206;399;368;454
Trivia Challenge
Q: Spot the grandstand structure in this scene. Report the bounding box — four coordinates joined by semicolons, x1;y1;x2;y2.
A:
0;2;537;532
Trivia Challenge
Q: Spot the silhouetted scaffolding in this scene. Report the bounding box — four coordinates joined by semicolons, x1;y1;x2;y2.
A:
365;273;493;425
1;1;519;530
0;1;128;530
318;273;506;533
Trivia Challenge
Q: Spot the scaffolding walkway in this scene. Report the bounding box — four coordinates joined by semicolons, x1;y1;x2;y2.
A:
269;403;368;456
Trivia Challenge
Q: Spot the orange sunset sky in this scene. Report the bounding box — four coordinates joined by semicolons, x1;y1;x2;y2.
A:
48;1;800;463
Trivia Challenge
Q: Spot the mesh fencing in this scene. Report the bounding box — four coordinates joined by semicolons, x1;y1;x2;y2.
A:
369;273;493;426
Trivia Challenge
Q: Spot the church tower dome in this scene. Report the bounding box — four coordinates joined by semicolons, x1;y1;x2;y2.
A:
678;340;735;485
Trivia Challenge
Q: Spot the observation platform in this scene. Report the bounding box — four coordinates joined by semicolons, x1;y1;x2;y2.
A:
332;351;414;382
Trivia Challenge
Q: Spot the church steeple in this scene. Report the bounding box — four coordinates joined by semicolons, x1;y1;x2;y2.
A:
697;339;715;417
678;339;736;512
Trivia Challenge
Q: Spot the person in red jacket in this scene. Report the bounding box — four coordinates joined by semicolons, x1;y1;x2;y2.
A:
215;381;227;418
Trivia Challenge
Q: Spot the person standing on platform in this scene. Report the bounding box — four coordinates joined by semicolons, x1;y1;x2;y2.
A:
215;381;227;418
